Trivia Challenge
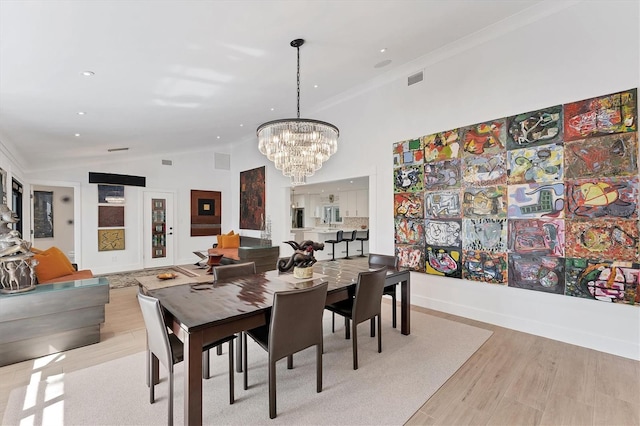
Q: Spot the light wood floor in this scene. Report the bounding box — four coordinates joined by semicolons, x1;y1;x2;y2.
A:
1;286;638;425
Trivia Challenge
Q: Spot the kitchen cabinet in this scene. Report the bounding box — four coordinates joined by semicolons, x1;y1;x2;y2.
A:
309;195;321;217
293;194;305;208
341;190;369;217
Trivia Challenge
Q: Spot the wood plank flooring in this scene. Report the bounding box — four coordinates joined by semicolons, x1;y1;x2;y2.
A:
1;285;638;425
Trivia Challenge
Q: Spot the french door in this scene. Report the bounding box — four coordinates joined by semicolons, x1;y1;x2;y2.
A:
143;191;174;268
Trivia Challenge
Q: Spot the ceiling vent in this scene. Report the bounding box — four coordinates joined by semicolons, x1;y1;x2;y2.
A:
214;153;231;170
407;71;424;86
107;147;129;152
161;159;172;166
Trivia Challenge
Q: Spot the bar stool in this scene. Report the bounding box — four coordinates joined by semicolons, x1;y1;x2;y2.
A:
343;230;358;259
356;229;369;257
325;230;344;261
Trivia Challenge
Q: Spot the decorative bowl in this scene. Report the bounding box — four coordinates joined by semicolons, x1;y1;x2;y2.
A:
157;273;177;280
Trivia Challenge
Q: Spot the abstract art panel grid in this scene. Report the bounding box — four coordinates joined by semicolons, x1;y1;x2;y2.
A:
393;88;639;306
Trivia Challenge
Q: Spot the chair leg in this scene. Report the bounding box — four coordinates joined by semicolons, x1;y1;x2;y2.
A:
391;292;397;329
358;240;366;257
269;358;277;419
243;332;249;390
168;367;174;426
331;312;335;333
377;314;382;353
344;317;350;339
203;350;210;379
148;351;155;403
370;318;375;337
287;354;293;369
217;345;223;356
236;333;243;372
316;343;323;393
344;242;351;260
228;340;235;404
352;321;358;370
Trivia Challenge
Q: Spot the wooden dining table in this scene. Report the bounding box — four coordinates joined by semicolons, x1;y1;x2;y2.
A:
144;257;411;425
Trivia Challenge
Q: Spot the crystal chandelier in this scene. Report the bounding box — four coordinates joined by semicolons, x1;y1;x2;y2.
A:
257;39;339;186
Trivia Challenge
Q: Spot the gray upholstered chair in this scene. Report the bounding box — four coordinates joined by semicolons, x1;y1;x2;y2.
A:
212;262;257;360
368;253;398;329
137;293;236;426
325;267;387;370
243;282;328;419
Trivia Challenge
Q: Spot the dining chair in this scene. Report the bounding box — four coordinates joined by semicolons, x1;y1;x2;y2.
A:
369;253;398;329
243;282;328;419
325;267;387;370
137;293;236;426
213;262;257;360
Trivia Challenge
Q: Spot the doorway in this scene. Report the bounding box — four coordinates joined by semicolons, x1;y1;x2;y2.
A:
143;191;175;268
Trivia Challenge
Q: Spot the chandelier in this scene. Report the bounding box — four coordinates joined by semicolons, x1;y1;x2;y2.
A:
257;39;339;186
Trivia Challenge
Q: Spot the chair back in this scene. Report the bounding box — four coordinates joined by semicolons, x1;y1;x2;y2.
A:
352;267;387;324
335;230;344;242
268;282;328;362
347;230;357;241
368;253;397;268
213;262;257;281
137;292;173;370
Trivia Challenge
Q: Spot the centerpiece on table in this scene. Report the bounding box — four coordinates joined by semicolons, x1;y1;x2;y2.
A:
0;204;38;294
277;240;325;279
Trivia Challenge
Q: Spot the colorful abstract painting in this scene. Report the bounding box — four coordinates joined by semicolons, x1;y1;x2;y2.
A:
507;143;563;184
462;250;508;284
395;245;425;271
508;254;565;294
424;219;462;247
424;159;462;190
563;88;637;142
423;129;460;162
462;218;507;252
565;258;639;305
394;217;424;245
239;166;265;230
460;119;506;157
394;165;424;193
507;183;565;218
565;219;639;262
506;105;563;150
461;186;507;218
564;133;638;179
508;218;565;257
462;153;507;186
394;192;424;219
565;177;638;219
424;190;462;219
393;138;424;168
425;246;462;278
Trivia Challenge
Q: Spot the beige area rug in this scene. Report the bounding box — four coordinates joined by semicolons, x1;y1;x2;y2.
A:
2;308;492;425
98;265;201;289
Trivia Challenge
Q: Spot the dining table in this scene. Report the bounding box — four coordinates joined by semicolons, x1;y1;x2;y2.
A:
143;257;410;425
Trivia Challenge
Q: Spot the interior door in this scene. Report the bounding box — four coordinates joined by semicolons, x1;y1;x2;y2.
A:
143;191;174;268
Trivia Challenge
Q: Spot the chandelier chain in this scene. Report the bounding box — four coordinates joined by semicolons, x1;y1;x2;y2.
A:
296;43;301;119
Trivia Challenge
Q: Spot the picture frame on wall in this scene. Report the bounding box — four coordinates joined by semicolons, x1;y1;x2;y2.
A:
190;190;221;236
240;166;265;230
98;184;125;204
33;190;54;238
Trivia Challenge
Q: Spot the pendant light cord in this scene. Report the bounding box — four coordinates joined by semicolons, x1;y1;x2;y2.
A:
296;43;301;119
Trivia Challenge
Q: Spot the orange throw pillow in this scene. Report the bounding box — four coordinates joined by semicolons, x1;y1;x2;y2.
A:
223;234;240;249
216;230;235;248
34;247;75;282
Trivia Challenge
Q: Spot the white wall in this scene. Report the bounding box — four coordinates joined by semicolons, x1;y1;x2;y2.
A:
26;149;234;275
233;1;640;359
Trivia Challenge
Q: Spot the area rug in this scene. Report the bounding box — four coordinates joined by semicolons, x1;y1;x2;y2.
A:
2;309;492;425
98;265;200;289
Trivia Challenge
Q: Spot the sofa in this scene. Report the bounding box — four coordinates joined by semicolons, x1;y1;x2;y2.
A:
31;246;94;284
208;235;279;273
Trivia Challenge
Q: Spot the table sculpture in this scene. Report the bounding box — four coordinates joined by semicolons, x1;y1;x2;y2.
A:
0;204;38;293
278;240;324;278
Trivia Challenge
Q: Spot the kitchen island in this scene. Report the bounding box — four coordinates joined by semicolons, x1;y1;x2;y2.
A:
302;228;369;260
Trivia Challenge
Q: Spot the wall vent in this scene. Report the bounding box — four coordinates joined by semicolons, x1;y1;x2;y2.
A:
214;153;231;170
407;71;424;86
161;159;172;166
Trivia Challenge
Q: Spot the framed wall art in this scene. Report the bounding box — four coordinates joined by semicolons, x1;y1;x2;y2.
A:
33;190;53;238
191;190;221;236
240;166;265;230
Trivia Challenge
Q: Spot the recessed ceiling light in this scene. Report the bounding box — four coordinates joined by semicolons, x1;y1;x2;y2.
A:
77;111;86;115
350;180;353;184
270;107;275;111
216;136;221;139
75;133;80;137
374;59;392;69
314;84;318;88
81;71;95;76
239;124;244;127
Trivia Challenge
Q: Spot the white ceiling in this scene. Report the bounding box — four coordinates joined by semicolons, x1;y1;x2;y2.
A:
0;0;542;173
